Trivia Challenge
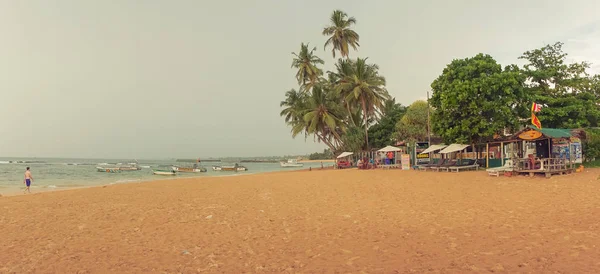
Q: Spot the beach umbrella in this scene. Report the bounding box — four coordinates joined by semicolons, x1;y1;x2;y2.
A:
336;152;353;159
420;144;447;154
377;145;402;152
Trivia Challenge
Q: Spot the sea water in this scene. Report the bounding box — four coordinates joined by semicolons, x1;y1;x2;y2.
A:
0;157;329;194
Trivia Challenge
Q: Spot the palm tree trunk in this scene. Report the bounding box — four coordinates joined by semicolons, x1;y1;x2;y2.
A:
346;103;356;126
317;133;338;152
361;97;369;149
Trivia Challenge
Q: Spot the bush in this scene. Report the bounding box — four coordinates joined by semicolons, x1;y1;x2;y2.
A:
308;149;333;160
584;128;600;162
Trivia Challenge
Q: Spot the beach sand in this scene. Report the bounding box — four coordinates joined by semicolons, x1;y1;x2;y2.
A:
1;169;599;273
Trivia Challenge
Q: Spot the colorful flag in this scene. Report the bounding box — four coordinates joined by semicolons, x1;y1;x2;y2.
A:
531;102;542;113
531;112;542;129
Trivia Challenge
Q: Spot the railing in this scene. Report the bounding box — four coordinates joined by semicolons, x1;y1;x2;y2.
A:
513;157;574;172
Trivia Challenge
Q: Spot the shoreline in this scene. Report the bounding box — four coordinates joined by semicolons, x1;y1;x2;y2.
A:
298;159;335;163
0;165;335;197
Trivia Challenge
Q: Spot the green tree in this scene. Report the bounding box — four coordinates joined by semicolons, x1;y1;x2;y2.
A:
341;126;366;152
336;58;390;148
308;149;334;160
322;10;360;59
396;100;429;143
430;54;527;144
519;42;599;128
368;99;406;148
291;43;324;91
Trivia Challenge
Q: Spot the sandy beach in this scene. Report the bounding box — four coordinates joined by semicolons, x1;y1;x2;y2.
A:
1;168;600;273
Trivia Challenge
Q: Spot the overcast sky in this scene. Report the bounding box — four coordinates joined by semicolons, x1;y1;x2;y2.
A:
1;0;599;159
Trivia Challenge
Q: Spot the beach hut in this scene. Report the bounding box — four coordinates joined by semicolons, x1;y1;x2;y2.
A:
486;126;579;177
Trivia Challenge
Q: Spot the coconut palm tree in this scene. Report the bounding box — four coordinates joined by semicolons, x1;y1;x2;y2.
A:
336;58;390;148
328;58;359;126
291;43;324;91
280;88;309;140
302;85;346;151
280;88;307;124
322;10;360;59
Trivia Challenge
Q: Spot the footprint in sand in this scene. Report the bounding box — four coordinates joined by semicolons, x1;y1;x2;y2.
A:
346;256;360;266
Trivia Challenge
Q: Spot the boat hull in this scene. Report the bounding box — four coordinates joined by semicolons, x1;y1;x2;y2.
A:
96;167;121;173
172;166;207;173
280;163;304;167
212;166;247;171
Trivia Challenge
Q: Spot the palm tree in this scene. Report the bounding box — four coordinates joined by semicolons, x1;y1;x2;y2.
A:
280;89;309;139
291;43;324;91
322;10;360;59
328;58;359;126
280;88;307;124
336;58;390;148
302;85;346;151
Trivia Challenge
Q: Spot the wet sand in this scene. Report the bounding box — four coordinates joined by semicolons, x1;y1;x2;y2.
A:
1;169;599;273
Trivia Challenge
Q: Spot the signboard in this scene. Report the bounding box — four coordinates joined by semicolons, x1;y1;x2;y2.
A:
414;142;430;165
416;153;429;159
401;154;410;170
518;130;542;140
571;142;582;163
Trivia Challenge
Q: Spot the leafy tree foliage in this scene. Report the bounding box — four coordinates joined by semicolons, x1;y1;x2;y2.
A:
430;54;527;144
396;100;429;143
519;42;600;128
308;149;334;160
368;99;406;148
335;58;390;148
341;126;366;153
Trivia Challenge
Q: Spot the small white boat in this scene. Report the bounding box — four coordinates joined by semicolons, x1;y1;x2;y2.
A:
212;164;248;171
280;159;303;167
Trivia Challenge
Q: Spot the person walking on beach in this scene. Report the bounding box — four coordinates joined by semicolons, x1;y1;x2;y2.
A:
24;167;33;193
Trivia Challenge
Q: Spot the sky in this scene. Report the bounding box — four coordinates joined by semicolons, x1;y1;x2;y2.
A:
1;0;599;159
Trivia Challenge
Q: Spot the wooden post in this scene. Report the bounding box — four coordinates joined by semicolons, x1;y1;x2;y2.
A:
500;142;504;167
547;138;551;159
486;143;489;168
427;91;431;146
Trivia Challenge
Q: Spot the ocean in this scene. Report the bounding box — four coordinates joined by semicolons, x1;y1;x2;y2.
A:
0;157;329;194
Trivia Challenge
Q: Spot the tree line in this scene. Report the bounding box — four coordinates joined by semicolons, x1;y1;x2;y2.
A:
281;10;600;157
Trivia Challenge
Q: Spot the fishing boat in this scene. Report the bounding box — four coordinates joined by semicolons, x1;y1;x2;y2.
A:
171;160;207;173
212;163;248;171
117;161;142;171
96;162;141;172
118;164;141;171
172;165;207;173
280;159;303;168
152;165;177;175
96;166;121;173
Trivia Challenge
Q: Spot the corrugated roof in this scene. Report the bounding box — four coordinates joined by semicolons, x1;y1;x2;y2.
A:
528;126;572;138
